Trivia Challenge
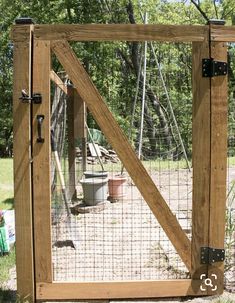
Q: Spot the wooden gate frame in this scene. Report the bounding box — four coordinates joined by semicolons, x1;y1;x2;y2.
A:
12;21;230;302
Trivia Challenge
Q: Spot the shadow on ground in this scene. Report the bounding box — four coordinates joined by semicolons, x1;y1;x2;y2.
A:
2;198;14;210
0;288;16;303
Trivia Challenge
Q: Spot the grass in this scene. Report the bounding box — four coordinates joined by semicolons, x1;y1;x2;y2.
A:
228;156;235;166
0;246;15;302
0;158;15;301
214;300;235;303
86;158;192;174
0;158;14;210
0;248;15;285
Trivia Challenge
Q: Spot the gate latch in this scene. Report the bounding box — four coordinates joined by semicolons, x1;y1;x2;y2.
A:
201;247;225;264
19;90;42;104
202;59;227;77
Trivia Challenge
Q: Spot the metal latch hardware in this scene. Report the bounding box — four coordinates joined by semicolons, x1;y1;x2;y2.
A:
19;90;42;104
36;115;45;143
201;247;225;264
202;59;227;77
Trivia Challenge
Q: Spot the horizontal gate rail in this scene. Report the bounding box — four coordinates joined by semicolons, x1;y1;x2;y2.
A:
37;280;204;300
32;24;209;42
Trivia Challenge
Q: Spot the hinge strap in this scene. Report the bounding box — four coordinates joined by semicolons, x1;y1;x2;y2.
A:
201;247;225;264
202;58;227;77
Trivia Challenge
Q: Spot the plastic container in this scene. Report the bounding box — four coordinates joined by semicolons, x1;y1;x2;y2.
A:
84;171;108;179
80;177;108;206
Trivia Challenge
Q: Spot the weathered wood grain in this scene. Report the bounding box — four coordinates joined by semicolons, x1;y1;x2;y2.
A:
32;40;52;283
13;25;35;302
211;25;235;42
11;25;32;42
191;41;210;283
50;70;67;94
34;24;208;42
208;41;228;295
37;280;205;300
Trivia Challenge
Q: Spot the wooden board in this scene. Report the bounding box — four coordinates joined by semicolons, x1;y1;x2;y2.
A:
74;90;87;172
191;41;210;282
208;41;228;295
34;24;208;42
50;70;67;94
32;40;52;283
75;89;87;139
51;40;191;271
12;25;35;302
67;85;76;199
37;280;205;300
11;24;32;42
88;142;102;157
211;25;235;42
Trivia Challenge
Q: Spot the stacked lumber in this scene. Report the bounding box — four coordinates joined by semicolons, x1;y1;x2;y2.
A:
76;144;120;164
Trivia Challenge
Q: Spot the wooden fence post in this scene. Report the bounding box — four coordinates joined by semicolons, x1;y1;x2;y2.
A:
67;85;77;199
12;24;35;301
192;22;228;295
74;89;87;174
67;85;87;199
208;37;228;295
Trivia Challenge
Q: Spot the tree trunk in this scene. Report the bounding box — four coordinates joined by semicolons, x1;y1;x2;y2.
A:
126;1;172;158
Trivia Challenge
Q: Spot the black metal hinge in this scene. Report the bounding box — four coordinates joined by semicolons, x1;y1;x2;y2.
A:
19;90;42;104
202;58;228;77
201;247;225;264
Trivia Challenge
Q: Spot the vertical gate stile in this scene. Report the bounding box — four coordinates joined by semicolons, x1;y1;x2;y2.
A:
12;24;35;302
32;39;52;285
208;36;228;294
191;38;210;289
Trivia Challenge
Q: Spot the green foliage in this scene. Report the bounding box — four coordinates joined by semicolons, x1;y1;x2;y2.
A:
0;0;235;157
225;180;235;272
0;159;14;210
214;299;235;303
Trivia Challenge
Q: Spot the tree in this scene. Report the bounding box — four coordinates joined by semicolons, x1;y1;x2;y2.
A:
0;0;235;157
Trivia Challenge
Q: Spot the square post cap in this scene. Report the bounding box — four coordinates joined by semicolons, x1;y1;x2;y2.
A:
207;19;226;25
15;17;34;24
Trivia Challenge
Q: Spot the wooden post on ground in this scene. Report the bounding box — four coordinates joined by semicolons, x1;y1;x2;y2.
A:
74;88;87;174
192;22;228;295
208;37;228;295
12;23;35;302
67;84;76;199
67;85;87;198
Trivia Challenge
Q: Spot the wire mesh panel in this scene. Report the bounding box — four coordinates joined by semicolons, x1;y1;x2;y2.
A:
50;41;193;282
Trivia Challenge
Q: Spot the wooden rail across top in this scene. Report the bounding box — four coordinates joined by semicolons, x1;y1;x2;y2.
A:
211;25;235;42
32;24;209;42
12;23;235;43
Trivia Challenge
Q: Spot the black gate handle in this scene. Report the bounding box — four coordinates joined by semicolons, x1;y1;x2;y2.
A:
37;115;45;143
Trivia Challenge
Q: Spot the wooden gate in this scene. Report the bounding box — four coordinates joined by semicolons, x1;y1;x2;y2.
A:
12;21;229;302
